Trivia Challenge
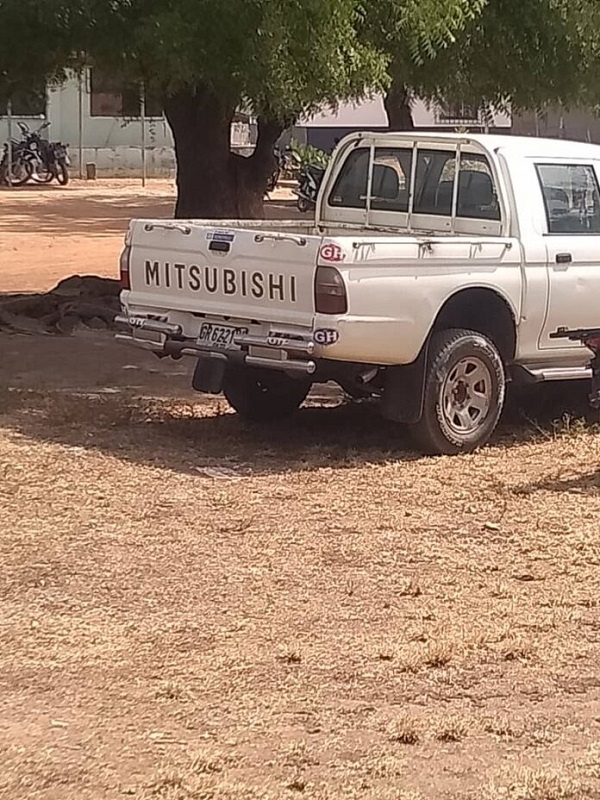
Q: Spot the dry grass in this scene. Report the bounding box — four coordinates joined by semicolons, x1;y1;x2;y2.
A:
484;715;522;739
433;715;472;743
388;714;422;745
482;768;586;800
1;383;600;799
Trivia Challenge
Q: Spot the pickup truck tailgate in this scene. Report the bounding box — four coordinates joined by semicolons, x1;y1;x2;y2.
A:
127;220;323;326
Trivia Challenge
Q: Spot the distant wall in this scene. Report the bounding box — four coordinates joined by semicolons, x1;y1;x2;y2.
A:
299;125;513;155
512;108;600;143
57;145;253;177
69;147;175;177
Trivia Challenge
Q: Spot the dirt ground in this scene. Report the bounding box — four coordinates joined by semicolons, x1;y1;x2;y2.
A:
1;182;600;800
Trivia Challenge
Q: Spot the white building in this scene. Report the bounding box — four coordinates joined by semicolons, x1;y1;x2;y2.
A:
293;96;511;153
0;71;253;176
0;71;512;176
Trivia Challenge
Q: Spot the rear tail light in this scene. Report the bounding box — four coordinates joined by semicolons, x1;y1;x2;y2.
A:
315;266;348;315
119;245;131;290
585;337;600;353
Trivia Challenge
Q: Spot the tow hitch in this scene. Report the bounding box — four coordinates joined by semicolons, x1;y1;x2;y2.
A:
551;327;600;408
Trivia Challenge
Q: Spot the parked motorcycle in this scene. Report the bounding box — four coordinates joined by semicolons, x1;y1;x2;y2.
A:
50;140;70;186
265;146;300;194
1;122;70;186
0;138;35;186
17;122;70;186
294;163;325;212
551;326;600;408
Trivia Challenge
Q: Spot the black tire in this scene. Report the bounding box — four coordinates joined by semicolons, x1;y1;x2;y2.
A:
409;328;506;455
2;159;33;186
297;196;311;213
223;367;311;422
56;161;69;186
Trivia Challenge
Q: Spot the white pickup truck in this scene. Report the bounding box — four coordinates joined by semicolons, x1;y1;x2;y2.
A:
116;132;600;454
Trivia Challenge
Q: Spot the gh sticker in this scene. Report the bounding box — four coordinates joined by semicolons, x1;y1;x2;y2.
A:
314;328;340;346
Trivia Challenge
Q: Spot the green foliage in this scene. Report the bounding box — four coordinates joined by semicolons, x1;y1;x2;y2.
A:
0;0;78;98
4;0;600;124
385;0;600;113
68;0;392;120
0;0;488;121
289;140;331;170
360;0;485;67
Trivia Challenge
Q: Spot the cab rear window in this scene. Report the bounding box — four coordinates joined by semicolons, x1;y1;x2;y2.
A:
328;148;369;209
328;145;500;222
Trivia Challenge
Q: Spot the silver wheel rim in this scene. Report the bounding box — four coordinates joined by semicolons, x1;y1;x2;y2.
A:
441;356;493;435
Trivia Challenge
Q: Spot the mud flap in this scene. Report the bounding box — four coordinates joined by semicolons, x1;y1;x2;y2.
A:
192;358;226;394
591;354;600;409
380;341;429;424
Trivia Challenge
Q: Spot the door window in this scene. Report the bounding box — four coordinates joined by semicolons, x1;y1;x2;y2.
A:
536;164;600;234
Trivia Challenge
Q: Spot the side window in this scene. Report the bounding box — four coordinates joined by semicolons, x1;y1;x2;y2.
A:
457;156;500;221
328;148;370;209
371;148;413;212
537;164;600;234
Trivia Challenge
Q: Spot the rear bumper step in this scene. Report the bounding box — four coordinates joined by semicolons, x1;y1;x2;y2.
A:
115;315;317;376
524;365;592;382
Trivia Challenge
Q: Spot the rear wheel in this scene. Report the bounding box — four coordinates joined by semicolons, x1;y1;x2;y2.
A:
56;161;69;186
2;159;33;186
408;328;506;455
223;367;311;422
31;163;54;184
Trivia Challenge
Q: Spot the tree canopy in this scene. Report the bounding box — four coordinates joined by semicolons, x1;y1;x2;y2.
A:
0;1;75;101
382;0;600;128
0;0;482;215
3;0;600;215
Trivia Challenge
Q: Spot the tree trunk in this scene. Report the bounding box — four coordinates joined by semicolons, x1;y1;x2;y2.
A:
164;86;283;219
384;83;415;131
232;115;284;217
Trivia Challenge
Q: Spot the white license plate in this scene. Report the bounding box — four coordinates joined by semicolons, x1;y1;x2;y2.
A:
198;323;248;349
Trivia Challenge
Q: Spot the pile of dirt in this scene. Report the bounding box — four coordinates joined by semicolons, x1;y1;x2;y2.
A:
0;275;121;334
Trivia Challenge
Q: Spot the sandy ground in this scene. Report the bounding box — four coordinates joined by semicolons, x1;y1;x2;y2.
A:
1;182;600;800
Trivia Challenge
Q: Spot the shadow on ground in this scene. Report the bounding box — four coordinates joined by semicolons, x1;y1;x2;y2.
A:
524;469;600;494
0;193;176;236
0;378;597;481
0;192;303;236
0;389;416;476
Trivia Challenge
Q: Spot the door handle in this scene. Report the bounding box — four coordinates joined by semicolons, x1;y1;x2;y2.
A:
555;252;572;265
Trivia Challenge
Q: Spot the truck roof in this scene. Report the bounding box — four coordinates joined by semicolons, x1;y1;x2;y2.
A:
350;131;600;160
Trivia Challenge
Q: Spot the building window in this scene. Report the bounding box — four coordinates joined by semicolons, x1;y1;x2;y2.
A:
436;102;481;125
89;70;163;118
0;84;46;117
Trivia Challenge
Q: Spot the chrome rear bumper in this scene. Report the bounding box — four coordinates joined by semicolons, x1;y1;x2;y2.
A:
114;314;317;376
